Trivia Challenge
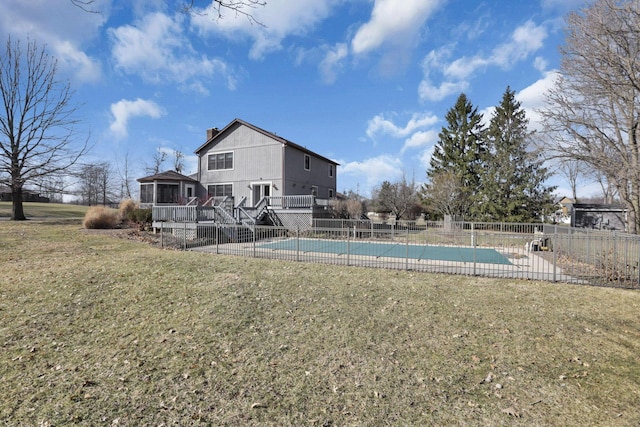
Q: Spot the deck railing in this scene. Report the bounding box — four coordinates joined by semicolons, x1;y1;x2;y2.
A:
152;205;218;222
267;195;315;208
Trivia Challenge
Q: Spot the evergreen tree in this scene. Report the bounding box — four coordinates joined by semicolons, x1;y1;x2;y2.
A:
479;87;555;222
425;93;486;219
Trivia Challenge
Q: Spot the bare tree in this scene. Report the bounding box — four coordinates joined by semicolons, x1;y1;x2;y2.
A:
180;0;267;25
173;150;185;174
0;37;86;220
540;0;640;232
372;175;421;221
77;162;116;206
330;190;365;219
420;170;472;220
115;151;135;200
145;150;167;175
557;159;585;203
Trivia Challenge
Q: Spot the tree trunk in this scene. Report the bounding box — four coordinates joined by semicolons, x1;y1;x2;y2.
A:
11;186;26;220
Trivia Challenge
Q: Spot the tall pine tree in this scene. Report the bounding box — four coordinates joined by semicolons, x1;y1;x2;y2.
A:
479;87;555;222
425;93;486;219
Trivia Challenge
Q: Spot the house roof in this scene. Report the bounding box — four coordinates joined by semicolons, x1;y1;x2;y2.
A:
137;170;198;183
572;203;626;211
194;118;339;166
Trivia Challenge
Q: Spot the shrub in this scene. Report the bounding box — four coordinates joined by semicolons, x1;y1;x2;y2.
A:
118;199;137;222
130;208;152;230
82;206;119;229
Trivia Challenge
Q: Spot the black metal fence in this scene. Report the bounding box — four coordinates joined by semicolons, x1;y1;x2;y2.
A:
156;220;640;289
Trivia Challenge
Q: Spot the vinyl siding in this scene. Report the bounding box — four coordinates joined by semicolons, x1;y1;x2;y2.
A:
198;124;283;203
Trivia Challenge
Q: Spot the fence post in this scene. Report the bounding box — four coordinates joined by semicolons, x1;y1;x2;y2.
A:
296;226;300;262
347;226;351;266
183;222;187;250
216;224;220;254
405;227;409;271
552;230;557;283
253;224;256;258
160;222;164;248
472;222;476;276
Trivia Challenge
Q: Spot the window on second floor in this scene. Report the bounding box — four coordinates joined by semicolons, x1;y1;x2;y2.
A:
304;154;310;171
328;164;334;177
208;152;233;170
328;189;334;198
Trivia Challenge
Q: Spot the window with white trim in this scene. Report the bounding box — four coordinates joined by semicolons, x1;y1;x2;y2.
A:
207;184;233;198
304;154;310;171
328;164;334;177
208;152;233;170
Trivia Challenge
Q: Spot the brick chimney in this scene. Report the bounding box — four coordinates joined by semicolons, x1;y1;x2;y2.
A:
207;127;219;140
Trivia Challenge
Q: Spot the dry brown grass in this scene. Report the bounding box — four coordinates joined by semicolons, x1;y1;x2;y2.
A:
82;205;120;229
1;220;640;426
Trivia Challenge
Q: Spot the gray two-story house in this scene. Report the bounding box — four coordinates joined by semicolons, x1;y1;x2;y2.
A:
195;118;337;206
138;118;338;228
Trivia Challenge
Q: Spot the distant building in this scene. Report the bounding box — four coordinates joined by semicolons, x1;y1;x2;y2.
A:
0;186;50;203
571;203;627;231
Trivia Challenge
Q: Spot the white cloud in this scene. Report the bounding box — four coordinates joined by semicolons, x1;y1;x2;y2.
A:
109;12;236;92
418;79;468;102
419;20;548;102
340;155;404;195
516;70;560;131
419;145;436;171
351;0;443;55
53;40;102;83
534;56;549;72
191;0;338;60
444;20;548;80
490;20;547;69
0;0;106;84
366;112;438;140
110;98;166;138
401;129;439;154
319;43;348;84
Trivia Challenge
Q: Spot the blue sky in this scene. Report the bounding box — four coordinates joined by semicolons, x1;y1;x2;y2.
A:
0;0;591;199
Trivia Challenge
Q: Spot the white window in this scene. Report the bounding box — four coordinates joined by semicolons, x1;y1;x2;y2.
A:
329;189;334;198
304;154;310;171
207;184;233;198
328;164;334;177
208;152;233;170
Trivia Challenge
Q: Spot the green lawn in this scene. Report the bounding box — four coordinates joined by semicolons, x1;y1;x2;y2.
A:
1;219;639;426
0;201;89;219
